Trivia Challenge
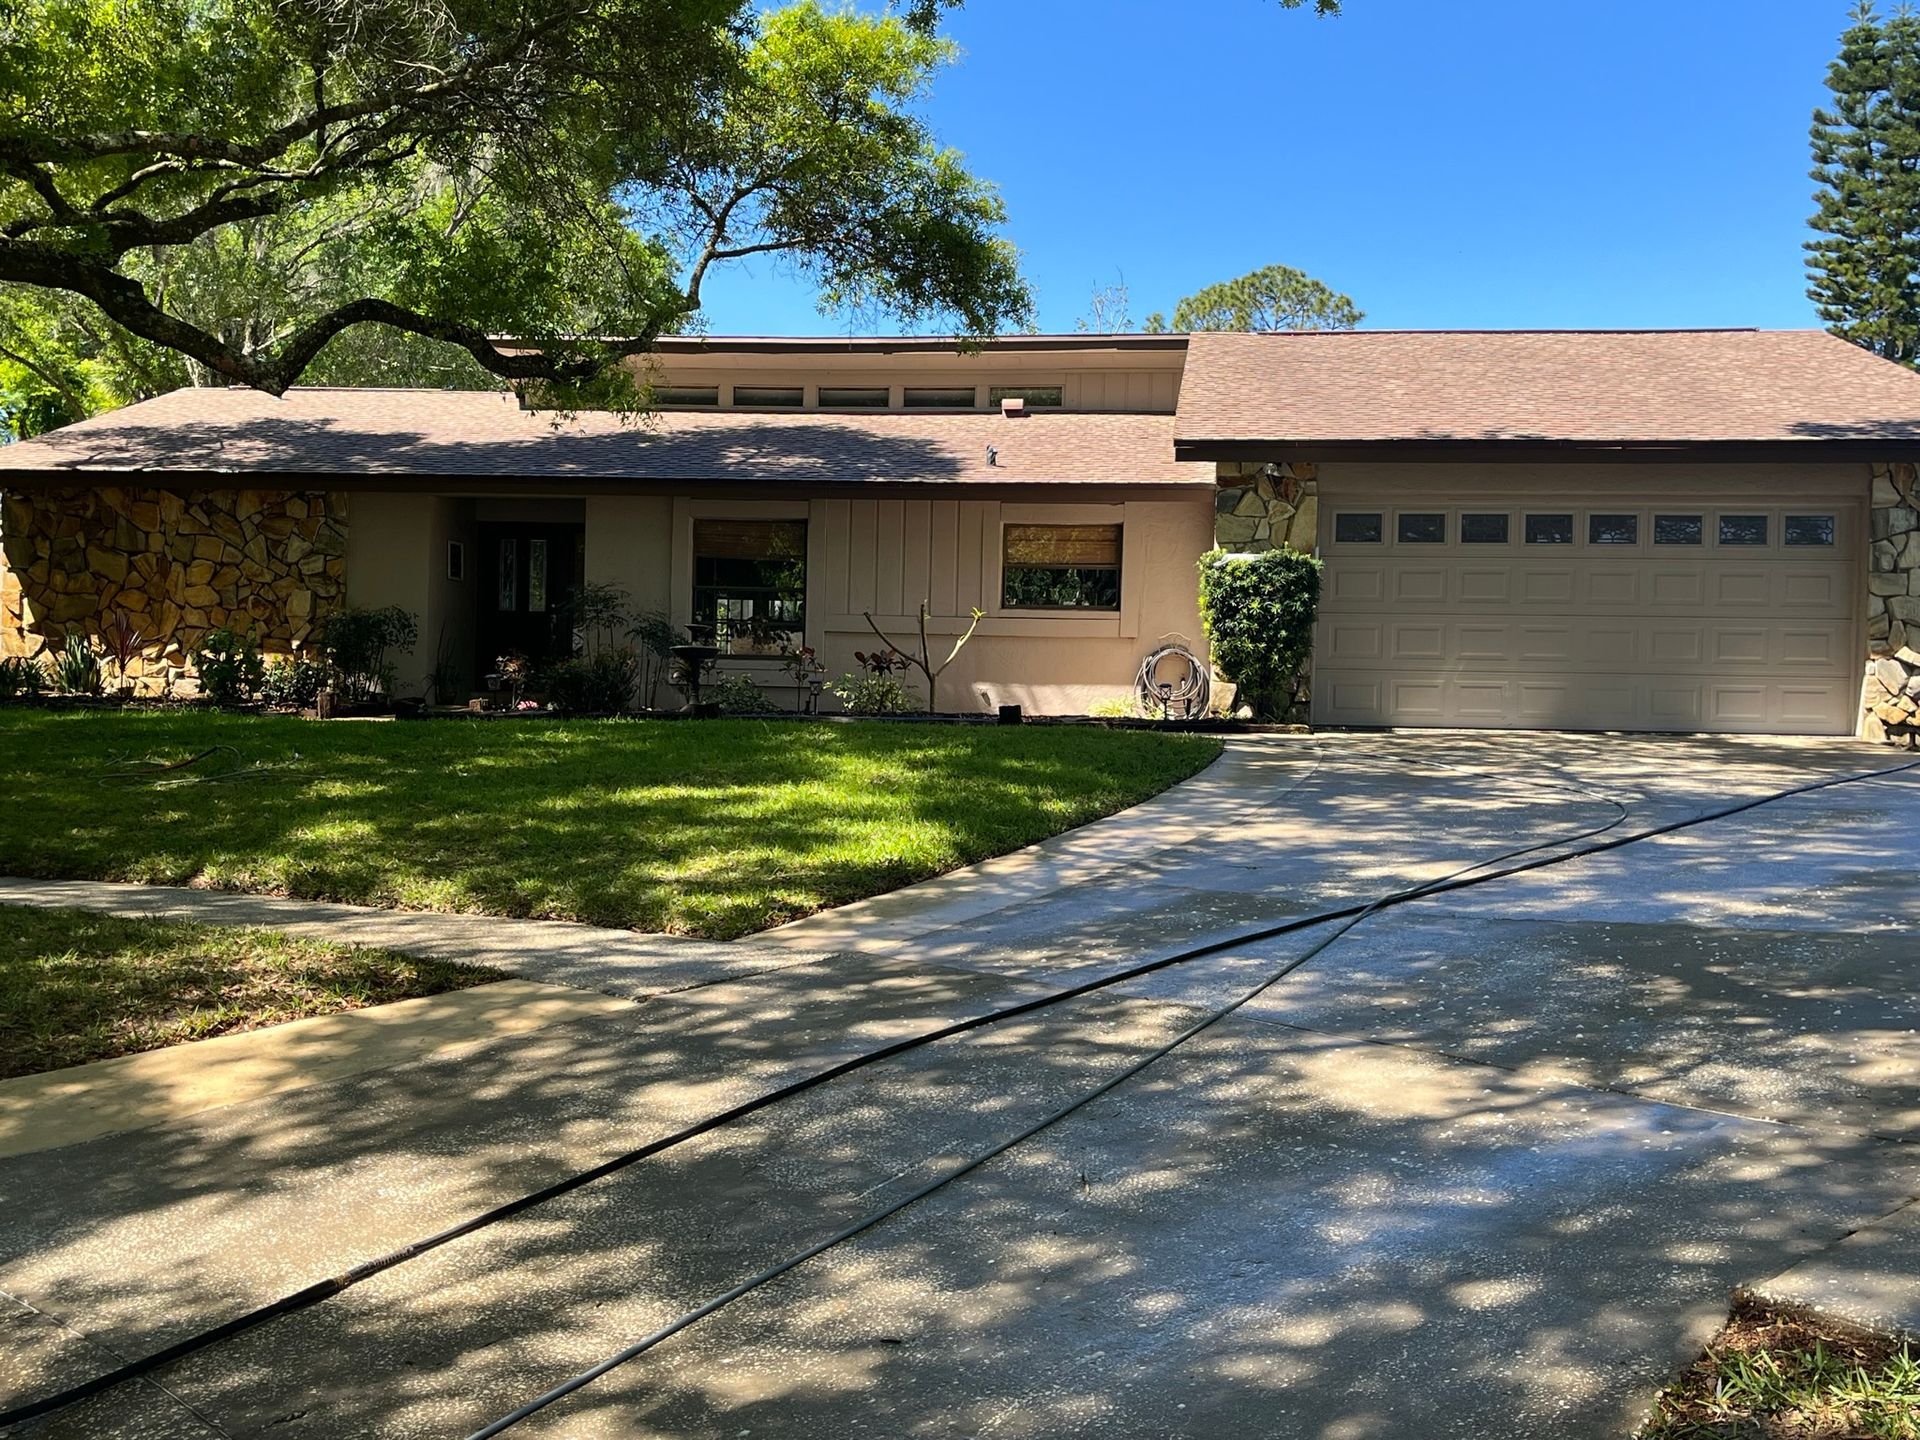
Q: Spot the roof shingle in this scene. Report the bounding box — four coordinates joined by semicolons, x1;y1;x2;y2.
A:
1174;328;1920;450
0;387;1208;486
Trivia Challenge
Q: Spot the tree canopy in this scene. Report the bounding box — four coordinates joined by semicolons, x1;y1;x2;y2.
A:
0;0;1029;414
1807;2;1920;365
1145;264;1362;333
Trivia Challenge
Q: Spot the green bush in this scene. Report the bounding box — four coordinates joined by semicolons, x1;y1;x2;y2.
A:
51;633;104;697
320;606;418;702
1196;547;1321;719
545;649;639;715
189;628;266;707
261;656;327;710
0;655;47;700
706;672;774;714
830;672;920;715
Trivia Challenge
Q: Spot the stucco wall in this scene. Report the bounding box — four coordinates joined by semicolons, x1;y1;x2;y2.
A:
0;485;346;687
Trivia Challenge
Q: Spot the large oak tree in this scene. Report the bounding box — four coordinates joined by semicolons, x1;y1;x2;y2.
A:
0;0;1029;416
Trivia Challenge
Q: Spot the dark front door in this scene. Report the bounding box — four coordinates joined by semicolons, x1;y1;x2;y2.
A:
476;523;583;678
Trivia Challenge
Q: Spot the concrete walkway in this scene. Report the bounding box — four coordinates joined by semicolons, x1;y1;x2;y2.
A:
0;877;838;1000
1;732;1917;1440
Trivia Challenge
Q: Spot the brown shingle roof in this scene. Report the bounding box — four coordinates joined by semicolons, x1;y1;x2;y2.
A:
0;386;1209;487
1174;328;1920;455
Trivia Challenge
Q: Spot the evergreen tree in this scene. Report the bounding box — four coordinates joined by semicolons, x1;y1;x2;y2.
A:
1808;3;1920;365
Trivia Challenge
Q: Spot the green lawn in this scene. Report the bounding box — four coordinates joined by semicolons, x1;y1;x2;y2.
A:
0;904;500;1077
0;712;1221;938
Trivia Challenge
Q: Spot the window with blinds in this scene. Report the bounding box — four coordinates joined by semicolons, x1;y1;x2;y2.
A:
692;519;807;653
1001;523;1122;611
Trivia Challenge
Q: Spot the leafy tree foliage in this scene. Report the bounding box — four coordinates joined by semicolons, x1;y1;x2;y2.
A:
1196;547;1321;720
0;0;1029;407
1146;264;1362;333
1807;3;1920;365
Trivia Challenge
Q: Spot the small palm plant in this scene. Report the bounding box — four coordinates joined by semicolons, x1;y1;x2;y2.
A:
51;633;104;696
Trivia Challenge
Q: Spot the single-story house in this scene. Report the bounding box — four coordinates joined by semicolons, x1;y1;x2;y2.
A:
4;327;1920;739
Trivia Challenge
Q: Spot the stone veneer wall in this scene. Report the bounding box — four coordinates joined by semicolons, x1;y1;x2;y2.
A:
0;487;348;688
1212;461;1319;554
1865;461;1920;745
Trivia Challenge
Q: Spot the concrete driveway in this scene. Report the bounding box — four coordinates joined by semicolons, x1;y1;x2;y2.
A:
2;732;1917;1439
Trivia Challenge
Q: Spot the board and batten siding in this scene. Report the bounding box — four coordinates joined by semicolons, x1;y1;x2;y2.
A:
576;492;1212;714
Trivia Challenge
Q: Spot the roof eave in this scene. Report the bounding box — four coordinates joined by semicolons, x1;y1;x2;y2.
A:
1173;437;1920;464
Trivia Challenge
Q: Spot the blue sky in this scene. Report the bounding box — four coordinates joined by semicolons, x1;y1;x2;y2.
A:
694;0;1860;335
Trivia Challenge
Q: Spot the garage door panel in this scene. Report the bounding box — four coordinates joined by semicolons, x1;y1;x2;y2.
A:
1778;626;1844;666
1648;684;1704;726
1393;568;1446;604
1781;569;1846;610
1712;628;1768;665
1329;567;1386;603
1313;491;1861;735
1459;569;1512;604
1585;570;1640;606
1714;570;1769;606
1389;624;1446;661
1648;628;1704;664
1327;623;1384;661
1454;681;1511;721
1586;626;1638;666
1650;569;1708;606
1455;624;1512;661
1391;679;1446;720
1518;569;1575;605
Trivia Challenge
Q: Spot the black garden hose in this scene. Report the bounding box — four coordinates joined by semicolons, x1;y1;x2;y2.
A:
460;752;1920;1437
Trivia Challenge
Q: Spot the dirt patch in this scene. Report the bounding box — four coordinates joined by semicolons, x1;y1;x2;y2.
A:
1642;1298;1918;1439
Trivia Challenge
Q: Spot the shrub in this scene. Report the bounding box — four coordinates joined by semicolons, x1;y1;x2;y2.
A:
707;672;774;714
830;671;920;715
628;610;687;709
561;582;632;658
1196;547;1322;720
0;655;47;699
320;606;419;702
544;649;639;715
189;628;266;707
51;633;104;696
262;656;327;710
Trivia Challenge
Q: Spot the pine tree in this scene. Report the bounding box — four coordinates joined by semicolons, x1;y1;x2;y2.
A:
1808;4;1920;365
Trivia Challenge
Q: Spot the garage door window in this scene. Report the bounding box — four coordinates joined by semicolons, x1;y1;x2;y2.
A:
1461;513;1510;544
1719;515;1769;546
1654;515;1704;545
1589;514;1638;545
1334;512;1383;543
1785;514;1837;546
1525;513;1574;545
1397;513;1446;543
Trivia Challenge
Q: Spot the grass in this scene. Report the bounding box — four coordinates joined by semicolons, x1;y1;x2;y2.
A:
0;711;1222;939
1642;1301;1920;1439
0;903;501;1078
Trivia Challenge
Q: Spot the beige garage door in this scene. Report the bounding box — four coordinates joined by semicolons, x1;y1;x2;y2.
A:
1312;480;1864;735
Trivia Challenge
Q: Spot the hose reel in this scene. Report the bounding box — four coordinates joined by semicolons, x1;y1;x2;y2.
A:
1134;643;1210;719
